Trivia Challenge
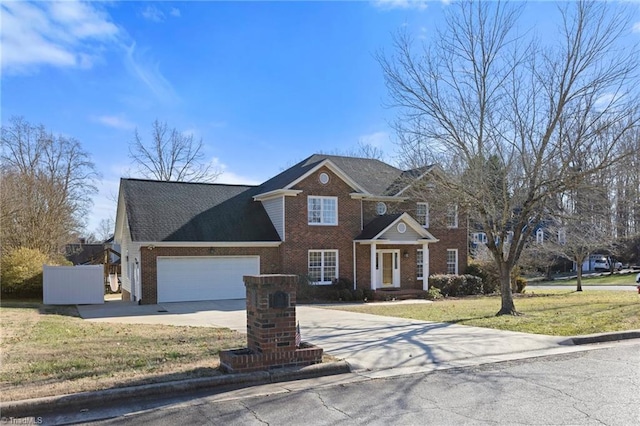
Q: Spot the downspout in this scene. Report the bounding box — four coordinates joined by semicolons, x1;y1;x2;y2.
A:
353;241;357;290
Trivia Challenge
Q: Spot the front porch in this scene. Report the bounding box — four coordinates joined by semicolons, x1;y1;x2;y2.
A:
354;213;439;292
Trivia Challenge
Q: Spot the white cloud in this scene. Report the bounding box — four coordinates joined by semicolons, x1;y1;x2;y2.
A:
633;22;640;33
359;131;390;148
373;0;428;11
181;128;201;140
141;5;181;22
141;5;165;23
211;158;262;185
94;115;136;130
1;1;119;74
216;170;261;186
418;26;428;40
594;92;620;112
124;42;178;103
50;1;119;39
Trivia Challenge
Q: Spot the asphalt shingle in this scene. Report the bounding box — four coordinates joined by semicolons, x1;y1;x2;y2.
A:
257;154;407;196
355;214;404;240
121;179;280;242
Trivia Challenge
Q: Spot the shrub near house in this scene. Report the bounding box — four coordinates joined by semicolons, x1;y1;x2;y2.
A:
0;247;69;298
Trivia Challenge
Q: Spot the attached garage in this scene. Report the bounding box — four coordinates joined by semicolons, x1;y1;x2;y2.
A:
157;256;260;302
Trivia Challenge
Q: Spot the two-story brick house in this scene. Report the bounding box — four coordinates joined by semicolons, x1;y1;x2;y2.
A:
114;154;468;304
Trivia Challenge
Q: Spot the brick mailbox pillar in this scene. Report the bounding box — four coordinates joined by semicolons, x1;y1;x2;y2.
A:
219;275;323;373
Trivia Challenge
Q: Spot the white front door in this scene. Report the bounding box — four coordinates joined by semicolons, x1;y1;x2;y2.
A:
376;250;400;288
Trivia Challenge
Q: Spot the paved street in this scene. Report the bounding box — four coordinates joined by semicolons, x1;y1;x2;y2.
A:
46;341;639;425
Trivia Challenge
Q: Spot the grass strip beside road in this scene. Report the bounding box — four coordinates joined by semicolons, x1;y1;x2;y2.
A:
534;272;638;286
0;302;245;402
334;290;640;336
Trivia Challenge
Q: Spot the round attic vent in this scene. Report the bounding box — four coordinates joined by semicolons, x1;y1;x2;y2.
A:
376;202;387;215
397;223;407;234
319;172;330;185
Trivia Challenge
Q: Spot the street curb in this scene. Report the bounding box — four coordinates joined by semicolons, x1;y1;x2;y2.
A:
568;330;640;345
0;361;351;418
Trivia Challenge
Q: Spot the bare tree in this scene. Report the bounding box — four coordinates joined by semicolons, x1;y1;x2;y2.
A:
349;141;386;161
1;116;99;255
611;126;640;239
319;141;387;161
129;120;220;182
546;181;614;291
379;1;639;314
95;217;115;242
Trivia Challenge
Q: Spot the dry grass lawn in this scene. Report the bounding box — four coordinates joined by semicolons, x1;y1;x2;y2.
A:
334;290;640;336
0;302;245;401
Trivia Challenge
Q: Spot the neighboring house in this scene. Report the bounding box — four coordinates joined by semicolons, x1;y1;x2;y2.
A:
65;237;122;293
65;239;107;265
114;154;468;304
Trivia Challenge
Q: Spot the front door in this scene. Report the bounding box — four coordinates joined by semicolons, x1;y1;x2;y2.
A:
377;250;400;288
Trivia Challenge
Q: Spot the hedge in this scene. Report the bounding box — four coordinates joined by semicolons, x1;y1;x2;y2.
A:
428;274;484;297
1;247;50;298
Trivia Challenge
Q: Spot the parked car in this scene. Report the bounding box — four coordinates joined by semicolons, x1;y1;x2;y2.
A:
593;257;622;271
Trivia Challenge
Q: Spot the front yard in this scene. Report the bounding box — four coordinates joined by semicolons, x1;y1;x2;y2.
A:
0;302;245;401
2;290;638;402
334;290;640;336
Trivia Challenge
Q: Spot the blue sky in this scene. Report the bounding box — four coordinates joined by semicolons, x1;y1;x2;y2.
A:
2;0;639;235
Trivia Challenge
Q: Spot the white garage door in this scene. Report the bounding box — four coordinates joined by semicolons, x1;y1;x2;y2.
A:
157;256;259;302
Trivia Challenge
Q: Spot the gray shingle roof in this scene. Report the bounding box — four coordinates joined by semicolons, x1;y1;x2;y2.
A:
121;179;280;242
385;165;434;196
257;154;406;196
120;156;434;244
355;214;404;240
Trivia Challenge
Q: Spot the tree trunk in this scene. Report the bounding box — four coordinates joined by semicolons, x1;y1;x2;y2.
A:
576;267;583;292
496;265;519;316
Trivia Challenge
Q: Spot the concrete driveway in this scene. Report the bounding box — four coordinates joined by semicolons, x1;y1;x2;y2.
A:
78;300;571;374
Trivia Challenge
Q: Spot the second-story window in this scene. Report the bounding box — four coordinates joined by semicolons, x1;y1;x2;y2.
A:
416;202;429;228
446;204;458;228
308;196;337;225
557;228;566;245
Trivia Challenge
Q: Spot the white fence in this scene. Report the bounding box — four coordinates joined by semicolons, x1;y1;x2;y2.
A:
43;265;104;305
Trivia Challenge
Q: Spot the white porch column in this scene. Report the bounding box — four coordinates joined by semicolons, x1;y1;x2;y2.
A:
370;243;377;290
422;243;429;291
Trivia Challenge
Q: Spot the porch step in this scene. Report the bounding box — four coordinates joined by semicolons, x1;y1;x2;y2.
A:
372;288;427;301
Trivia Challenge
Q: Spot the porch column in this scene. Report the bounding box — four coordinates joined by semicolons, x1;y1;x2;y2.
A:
370;243;377;290
422;243;429;291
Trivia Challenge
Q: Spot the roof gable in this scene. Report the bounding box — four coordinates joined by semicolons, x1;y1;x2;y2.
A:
256;154;406;197
356;213;438;242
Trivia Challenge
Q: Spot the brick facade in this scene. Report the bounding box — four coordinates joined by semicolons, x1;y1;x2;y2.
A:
281;166;361;282
360;199;469;283
139;246;281;304
132;165;469;303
